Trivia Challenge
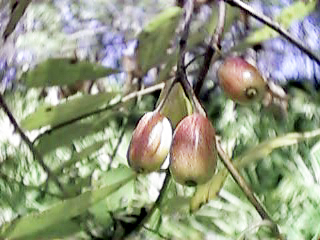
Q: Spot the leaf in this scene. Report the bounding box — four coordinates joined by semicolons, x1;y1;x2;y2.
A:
54;140;106;175
22;58;119;87
136;6;183;75
21;92;118;130
35;111;125;155
91;166;135;213
0;167;135;240
234;0;317;51
310;140;320;183
157;81;192;128
3;0;31;40
191;128;320;212
22;220;81;240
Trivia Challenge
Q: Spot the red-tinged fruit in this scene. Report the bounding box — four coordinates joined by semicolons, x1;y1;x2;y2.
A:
169;113;217;186
127;111;173;173
218;57;267;104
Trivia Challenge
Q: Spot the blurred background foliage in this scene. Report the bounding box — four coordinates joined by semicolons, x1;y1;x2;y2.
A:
0;0;320;239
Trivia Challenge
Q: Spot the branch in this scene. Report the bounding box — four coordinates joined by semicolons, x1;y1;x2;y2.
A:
216;139;282;238
225;0;320;66
128;172;172;237
108;117;128;169
194;0;226;96
0;94;67;197
176;0;207;116
33;82;165;143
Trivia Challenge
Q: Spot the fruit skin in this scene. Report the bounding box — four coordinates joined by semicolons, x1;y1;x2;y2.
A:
218;57;267;104
127;111;173;173
169;114;217;186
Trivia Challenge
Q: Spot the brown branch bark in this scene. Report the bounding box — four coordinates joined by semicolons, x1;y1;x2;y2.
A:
225;0;320;66
194;0;226;96
0;93;67;197
216;140;282;238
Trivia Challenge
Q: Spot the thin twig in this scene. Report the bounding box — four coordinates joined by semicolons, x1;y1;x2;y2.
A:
216;139;281;238
130;172;172;236
185;53;206;69
176;0;206;116
33;82;165;143
225;0;320;66
194;0;226;96
108;117;128;169
0;94;67;197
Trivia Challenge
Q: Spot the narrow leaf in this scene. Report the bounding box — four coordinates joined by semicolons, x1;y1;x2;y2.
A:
21;92;117;130
23;58;119;87
1;167;135;240
136;6;183;75
35;111;124;155
157;81;192;128
54;140;106;175
191;128;320;211
234;0;317;51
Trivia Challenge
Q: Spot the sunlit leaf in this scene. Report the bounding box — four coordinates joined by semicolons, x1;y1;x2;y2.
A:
22;220;81;240
35;111;125;155
157;81;192;128
54;140;106;175
0;167;135;240
21;92;118;130
160;217;204;240
136;6;183;75
310;140;320;182
234;0;317;51
191;128;320;212
90;166;135;227
22;58;119;87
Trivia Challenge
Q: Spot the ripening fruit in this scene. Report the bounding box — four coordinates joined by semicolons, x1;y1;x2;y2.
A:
169;113;217;186
218;57;267;104
127;111;173;173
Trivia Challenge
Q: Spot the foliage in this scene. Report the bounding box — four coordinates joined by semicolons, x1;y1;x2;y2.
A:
1;0;320;240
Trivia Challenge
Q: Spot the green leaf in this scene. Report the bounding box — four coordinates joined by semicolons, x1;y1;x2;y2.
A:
0;167;135;240
91;166;135;214
157;81;192;128
136;6;183;75
36;122;92;155
3;0;31;40
191;128;320;212
23;58;119;87
22;220;81;240
21;92;118;130
234;0;317;51
35;111;124;155
310;140;320;182
54;140;106;175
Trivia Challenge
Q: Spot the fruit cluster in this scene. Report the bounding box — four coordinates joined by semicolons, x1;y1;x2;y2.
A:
127;93;217;187
127;57;267;186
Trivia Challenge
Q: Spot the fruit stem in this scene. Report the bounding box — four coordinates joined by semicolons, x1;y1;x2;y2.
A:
194;0;225;96
216;139;282;239
175;0;207;117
